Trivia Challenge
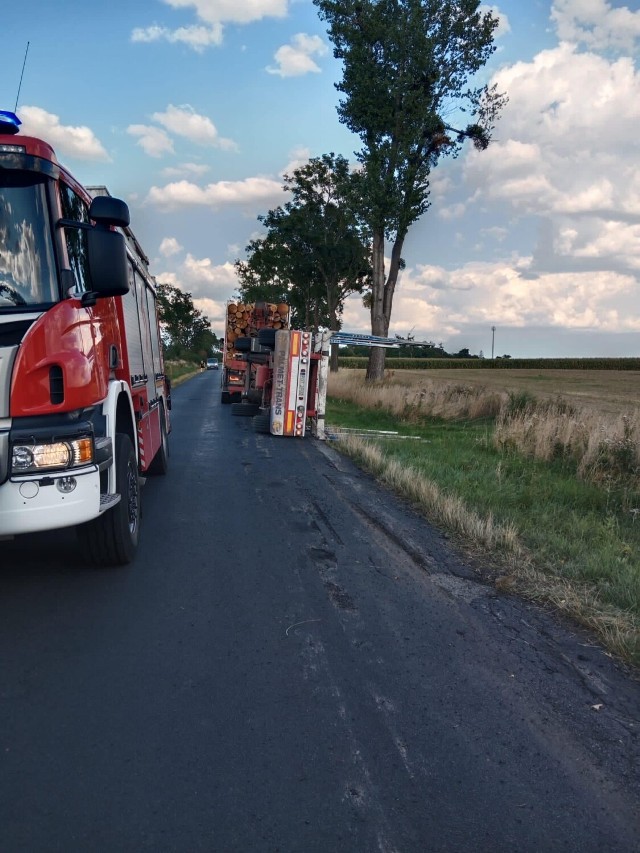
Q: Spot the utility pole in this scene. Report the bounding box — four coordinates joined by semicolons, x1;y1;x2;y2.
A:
491;326;496;360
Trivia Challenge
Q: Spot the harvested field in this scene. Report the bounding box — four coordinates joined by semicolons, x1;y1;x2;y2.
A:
364;368;640;417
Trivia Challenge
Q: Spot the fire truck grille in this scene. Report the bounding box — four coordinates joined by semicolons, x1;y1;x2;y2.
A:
49;365;64;405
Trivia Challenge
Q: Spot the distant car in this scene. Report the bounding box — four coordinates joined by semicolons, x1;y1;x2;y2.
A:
206;358;219;370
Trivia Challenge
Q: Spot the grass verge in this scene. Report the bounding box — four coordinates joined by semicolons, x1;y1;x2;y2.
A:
166;361;200;386
326;395;640;667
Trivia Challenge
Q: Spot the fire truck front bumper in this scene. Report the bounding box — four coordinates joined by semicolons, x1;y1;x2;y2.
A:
0;468;101;536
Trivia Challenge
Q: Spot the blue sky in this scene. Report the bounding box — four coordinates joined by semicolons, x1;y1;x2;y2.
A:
4;0;640;357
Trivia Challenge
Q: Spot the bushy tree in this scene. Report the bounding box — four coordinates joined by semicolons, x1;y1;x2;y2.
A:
235;154;371;369
314;0;507;378
156;283;218;361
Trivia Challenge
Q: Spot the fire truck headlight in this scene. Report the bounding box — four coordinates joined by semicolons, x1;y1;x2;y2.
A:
11;437;94;474
12;446;34;471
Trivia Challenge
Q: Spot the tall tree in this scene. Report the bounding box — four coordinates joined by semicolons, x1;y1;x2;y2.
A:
314;0;507;378
235;154;371;369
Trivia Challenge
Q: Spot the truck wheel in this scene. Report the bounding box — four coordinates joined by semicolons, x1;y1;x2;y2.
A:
231;402;259;417
77;433;140;567
221;392;231;404
252;413;271;434
147;409;169;476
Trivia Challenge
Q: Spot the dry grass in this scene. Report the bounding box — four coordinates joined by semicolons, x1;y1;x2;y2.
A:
495;404;640;493
329;369;505;421
341;435;521;551
330;369;640;491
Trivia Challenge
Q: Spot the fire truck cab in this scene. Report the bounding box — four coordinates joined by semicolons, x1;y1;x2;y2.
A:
0;110;170;565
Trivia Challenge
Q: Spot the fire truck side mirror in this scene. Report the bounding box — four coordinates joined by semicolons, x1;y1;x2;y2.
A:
87;227;130;298
89;196;130;228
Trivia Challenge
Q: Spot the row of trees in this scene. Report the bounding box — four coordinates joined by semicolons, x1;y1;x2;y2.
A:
236;0;506;379
156;283;220;363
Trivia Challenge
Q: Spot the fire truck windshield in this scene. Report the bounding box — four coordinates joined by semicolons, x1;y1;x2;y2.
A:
0;173;58;309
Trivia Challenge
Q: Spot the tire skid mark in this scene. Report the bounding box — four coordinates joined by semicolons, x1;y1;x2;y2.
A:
310;498;345;546
324;581;358;612
307;544;359;615
296;633;403;851
370;687;415;781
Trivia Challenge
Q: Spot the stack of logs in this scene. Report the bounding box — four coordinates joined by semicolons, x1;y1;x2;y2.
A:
225;302;290;357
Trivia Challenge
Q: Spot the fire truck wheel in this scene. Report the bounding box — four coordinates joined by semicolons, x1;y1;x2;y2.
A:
77;433;140;567
221;392;231;404
252;414;271;434
147;409;169;476
231;402;259;416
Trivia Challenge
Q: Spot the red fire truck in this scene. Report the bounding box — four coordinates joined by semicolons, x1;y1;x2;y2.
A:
0;110;170;565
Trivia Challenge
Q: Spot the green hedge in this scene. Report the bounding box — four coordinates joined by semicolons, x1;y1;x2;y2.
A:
338;357;640;370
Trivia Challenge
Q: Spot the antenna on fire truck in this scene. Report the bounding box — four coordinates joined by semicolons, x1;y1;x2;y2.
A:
14;41;30;112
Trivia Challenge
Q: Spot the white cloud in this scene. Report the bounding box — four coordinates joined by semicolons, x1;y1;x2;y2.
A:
162;162;211;178
438;202;467;221
163;0;288;25
459;41;640;284
133;0;288;49
193;297;227;330
152;104;238;150
19;106;110;161
281;146;311;176
551;0;640;52
146;176;284;210
480;5;511;38
131;24;222;51
156;255;239;325
481;226;509;242
159;237;184;257
266;33;328;77
127;124;175;158
183;255;238;289
343;258;640;343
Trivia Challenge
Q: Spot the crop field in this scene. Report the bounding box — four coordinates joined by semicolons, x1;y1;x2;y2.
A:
376;368;640;417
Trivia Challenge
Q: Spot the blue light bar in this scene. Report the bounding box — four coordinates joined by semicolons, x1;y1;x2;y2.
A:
0;111;21;135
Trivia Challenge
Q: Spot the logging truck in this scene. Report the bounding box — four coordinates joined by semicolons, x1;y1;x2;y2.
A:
0;110;170;565
221;301;289;404
229;327;331;439
225;311;417;439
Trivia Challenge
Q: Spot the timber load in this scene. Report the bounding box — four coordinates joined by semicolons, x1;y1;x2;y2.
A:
224;301;290;359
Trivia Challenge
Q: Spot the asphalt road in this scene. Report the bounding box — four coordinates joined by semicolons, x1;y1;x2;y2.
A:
1;372;639;852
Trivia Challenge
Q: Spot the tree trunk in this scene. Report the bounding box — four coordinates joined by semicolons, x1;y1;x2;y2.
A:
330;341;339;372
328;286;340;373
365;227;406;381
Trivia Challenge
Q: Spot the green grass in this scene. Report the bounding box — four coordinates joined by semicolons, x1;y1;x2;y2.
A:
166;361;200;386
327;397;640;665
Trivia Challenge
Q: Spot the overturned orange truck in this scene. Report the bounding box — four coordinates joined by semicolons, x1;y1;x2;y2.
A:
222;301;332;438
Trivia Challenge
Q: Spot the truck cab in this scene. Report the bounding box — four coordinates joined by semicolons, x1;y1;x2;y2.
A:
0;110;170;565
